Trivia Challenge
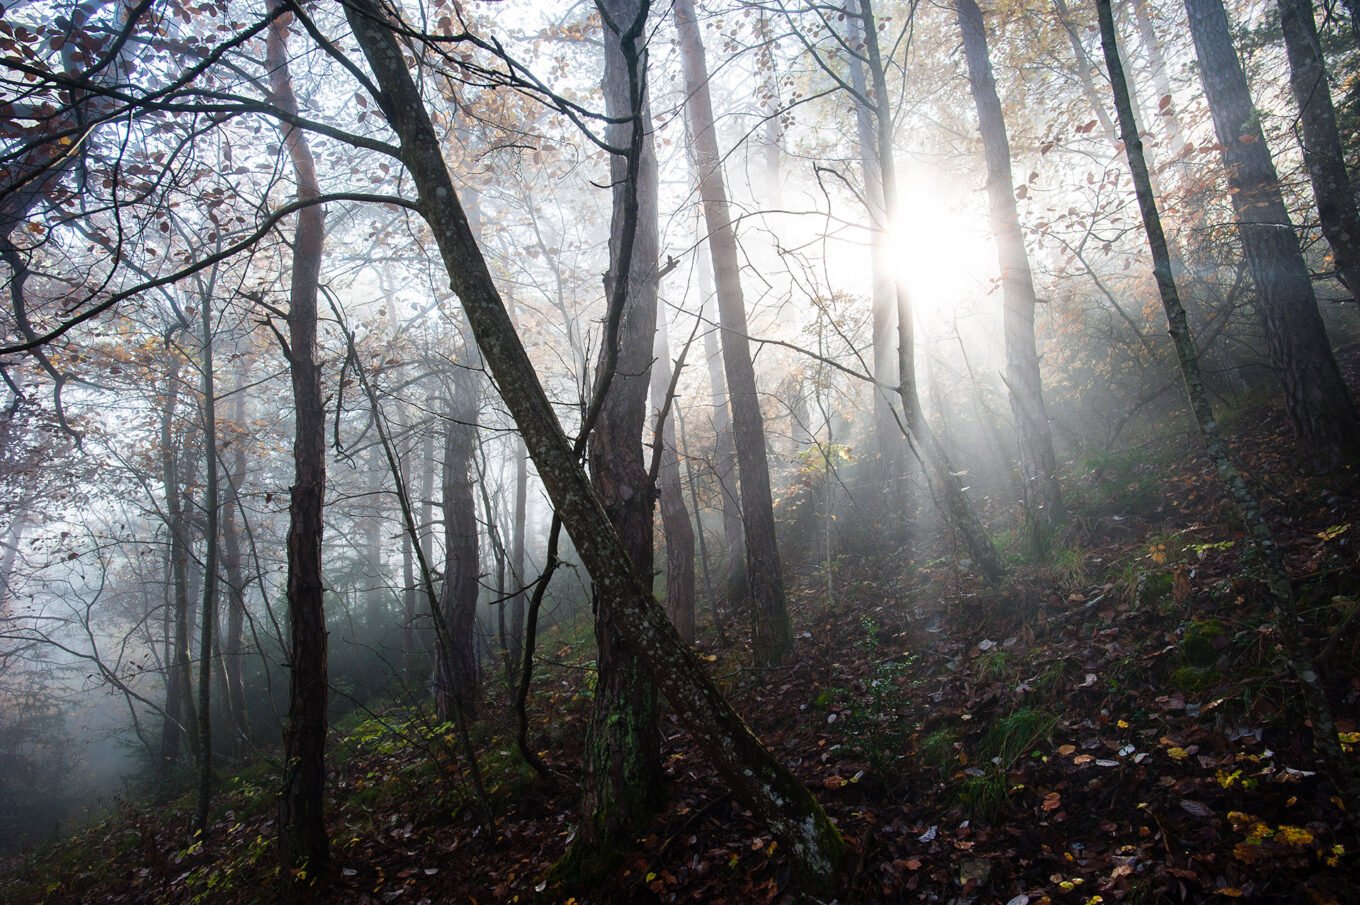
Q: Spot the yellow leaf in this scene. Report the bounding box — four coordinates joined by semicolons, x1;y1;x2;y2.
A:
1168;747;1189;761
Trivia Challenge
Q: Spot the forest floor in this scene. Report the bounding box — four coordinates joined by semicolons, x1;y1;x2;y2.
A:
6;388;1360;904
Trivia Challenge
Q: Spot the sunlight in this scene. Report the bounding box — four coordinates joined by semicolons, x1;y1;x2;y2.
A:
886;176;994;326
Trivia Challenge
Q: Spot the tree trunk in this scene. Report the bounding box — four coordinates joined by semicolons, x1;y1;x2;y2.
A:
221;382;249;756
1132;0;1192;163
675;0;793;667
1184;0;1360;470
434;336;481;722
652;303;697;642
570;0;665;870
1279;0;1360;301
956;0;1064;551
363;442;384;636
345;1;846;886
1098;0;1360;831
1050;0;1119;147
194;285;220;834
269;5;330;882
849;0;1006;584
158;354;197;768
845;3;906;492
508;297;529;685
696;241;745;613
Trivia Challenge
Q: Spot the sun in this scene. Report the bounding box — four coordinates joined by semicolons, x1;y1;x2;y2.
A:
886;175;993;327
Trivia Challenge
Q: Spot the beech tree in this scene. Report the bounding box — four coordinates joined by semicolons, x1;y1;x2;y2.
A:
570;0;665;869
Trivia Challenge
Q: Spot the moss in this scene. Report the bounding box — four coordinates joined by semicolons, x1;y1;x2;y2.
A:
1181;618;1227;666
1169;665;1220;693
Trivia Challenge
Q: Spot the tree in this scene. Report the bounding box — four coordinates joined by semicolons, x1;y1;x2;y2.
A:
345;0;845;886
1278;0;1360;301
818;0;1005;583
651;304;697;642
1098;0;1360;829
675;0;794;667
433;329;481;723
956;0;1064;551
268;4;330;882
1184;0;1360;470
568;0;666;871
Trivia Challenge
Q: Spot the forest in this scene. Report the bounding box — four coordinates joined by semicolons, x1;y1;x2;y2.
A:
3;0;1360;901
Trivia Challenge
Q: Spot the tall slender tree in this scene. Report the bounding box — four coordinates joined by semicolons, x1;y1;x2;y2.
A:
651;303;697;642
269;3;330;881
1098;0;1360;828
1184;0;1360;470
675;0;793;666
1278;0;1360;301
570;0;665;868
345;0;846;886
956;0;1064;550
433;330;481;722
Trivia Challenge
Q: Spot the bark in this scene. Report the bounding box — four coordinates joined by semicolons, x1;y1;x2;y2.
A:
508;297;529;684
434;338;481;722
956;0;1064;550
345;1;845;886
1279;0;1360;301
572;0;665;867
269;6;330;881
675;0;793;667
194;287;219;834
221;384;248;756
696;244;745;611
158;354;197;768
1098;0;1360;831
652;303;697;642
1184;0;1360;470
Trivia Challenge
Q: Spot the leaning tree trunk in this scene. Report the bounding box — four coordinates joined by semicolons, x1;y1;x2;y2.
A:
956;0;1064;551
565;0;665;874
269;5;330;882
1278;0;1360;302
1098;0;1360;830
345;0;846;887
652;303;697;642
1184;0;1360;471
675;0;793;667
